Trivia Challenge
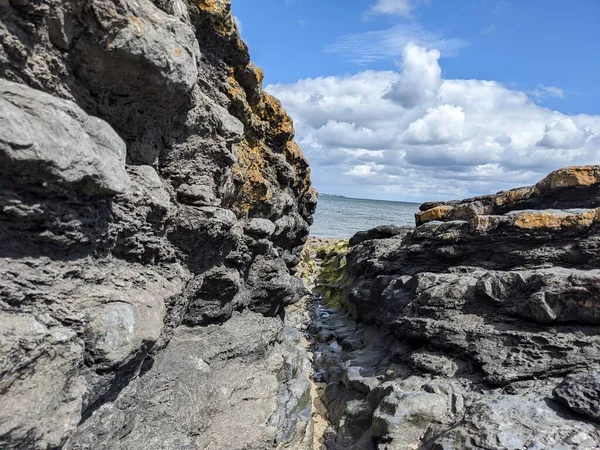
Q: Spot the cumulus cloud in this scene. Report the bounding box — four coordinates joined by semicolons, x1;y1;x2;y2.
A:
385;43;441;108
537;117;590;149
529;85;566;101
266;44;600;202
402;105;465;144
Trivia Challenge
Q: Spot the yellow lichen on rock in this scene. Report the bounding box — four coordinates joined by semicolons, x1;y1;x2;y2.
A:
494;187;536;208
259;94;295;140
537;166;600;192
416;205;454;226
513;209;598;230
197;0;228;14
232;140;273;216
197;0;236;36
198;0;312;218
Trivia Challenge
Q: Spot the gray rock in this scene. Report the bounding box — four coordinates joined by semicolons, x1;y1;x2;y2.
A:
310;166;600;449
349;225;413;247
433;391;600;449
409;350;458;377
0;79;129;195
554;371;600;422
244;218;277;237
0;0;315;448
372;390;449;446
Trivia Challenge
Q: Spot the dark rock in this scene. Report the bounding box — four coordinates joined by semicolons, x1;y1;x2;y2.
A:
0;0;315;448
309;166;600;449
0;79;129;196
554;371;600;422
349;225;413;247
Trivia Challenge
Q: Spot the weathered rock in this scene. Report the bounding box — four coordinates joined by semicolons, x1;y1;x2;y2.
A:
554;371;600;423
0;0;315;448
349;225;412;247
0;79;129;195
308;166;600;449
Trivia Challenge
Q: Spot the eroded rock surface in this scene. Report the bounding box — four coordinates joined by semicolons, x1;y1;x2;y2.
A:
312;167;600;449
0;1;315;448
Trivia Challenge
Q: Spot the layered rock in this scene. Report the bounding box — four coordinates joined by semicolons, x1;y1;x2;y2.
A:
313;166;600;449
0;1;316;448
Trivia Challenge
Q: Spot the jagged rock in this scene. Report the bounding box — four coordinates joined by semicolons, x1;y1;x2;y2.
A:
0;0;315;448
310;166;600;449
554;371;600;422
372;390;449;447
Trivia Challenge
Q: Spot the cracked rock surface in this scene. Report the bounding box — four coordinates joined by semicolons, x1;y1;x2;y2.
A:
0;1;315;448
311;167;600;449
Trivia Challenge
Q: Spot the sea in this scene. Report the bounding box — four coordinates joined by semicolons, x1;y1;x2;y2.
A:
310;195;421;238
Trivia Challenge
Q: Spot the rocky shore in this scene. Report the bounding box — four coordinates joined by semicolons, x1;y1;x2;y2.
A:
306;167;600;449
1;1;600;449
0;1;316;448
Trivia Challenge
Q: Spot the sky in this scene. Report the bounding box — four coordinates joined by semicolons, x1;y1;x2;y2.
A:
231;0;600;202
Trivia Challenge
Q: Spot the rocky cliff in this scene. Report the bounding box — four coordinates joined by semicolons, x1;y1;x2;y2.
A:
311;167;600;449
0;1;316;448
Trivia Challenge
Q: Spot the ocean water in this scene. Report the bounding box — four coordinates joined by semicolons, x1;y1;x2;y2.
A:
310;195;420;238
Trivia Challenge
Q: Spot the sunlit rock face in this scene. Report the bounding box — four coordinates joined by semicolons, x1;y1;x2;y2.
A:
0;1;316;448
314;166;600;449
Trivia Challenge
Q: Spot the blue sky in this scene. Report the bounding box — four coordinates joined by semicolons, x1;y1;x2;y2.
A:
232;0;600;202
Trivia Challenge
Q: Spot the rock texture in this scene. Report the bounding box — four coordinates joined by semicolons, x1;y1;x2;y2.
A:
313;166;600;449
0;1;316;448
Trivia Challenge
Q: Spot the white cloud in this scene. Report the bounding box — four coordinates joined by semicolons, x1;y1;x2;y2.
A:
346;163;385;178
537;117;590;149
267;44;600;202
529;85;566;100
481;24;497;35
402;105;465;144
325;24;468;65
233;15;243;35
385;43;441;108
368;0;413;17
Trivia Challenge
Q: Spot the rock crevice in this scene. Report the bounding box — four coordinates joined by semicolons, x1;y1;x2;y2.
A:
310;167;600;449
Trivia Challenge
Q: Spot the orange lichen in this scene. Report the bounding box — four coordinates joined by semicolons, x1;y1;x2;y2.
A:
197;0;228;14
231;141;274;217
197;0;235;36
513;209;598;230
415;205;454;226
494;187;536;208
537;166;600;192
259;94;295;138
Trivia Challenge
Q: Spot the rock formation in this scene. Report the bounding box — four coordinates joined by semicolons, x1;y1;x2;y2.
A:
0;1;316;448
312;166;600;449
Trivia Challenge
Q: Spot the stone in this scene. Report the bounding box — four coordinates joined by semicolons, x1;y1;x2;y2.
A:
349;225;412;246
415;205;454;226
372;391;449;445
409;350;458;377
0;79;129;195
244;218;277;237
554;371;600;422
0;0;315;447
308;166;600;449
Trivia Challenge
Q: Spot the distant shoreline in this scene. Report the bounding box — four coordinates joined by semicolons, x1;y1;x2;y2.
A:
319;193;420;205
